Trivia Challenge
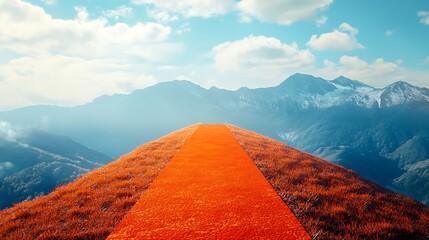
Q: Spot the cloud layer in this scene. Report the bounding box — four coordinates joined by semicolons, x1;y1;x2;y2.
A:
132;0;331;25
132;0;235;18
237;0;332;25
0;0;175;109
0;55;157;109
0;1;174;60
212;36;315;82
307;23;364;51
418;11;429;25
213;36;314;70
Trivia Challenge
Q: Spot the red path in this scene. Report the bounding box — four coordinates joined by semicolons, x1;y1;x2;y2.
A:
108;124;310;239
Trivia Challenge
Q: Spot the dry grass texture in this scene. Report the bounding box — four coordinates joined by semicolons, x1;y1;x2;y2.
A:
108;124;310;239
0;125;199;240
227;124;429;240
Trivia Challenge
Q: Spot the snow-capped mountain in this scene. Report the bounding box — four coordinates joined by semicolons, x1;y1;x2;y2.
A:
0;73;428;205
380;81;429;107
270;73;429;109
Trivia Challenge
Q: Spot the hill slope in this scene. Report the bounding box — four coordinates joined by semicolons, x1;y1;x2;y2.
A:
0;123;112;210
227;125;429;239
0;125;198;239
0;125;427;240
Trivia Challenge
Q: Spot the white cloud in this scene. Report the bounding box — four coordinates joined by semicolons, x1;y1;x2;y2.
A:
212;35;315;79
385;30;394;36
304;41;429;89
239;13;252;23
103;5;133;20
147;8;179;23
317;56;429;88
0;2;174;61
41;0;55;5
0;55;157;109
316;15;327;27
0;0;177;110
132;0;235;18
339;22;358;35
237;0;333;25
176;22;191;34
323;59;336;68
132;0;332;25
418;11;429;25
307;23;364;51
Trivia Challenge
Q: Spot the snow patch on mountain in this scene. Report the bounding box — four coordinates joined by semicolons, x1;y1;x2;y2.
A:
278;74;429;109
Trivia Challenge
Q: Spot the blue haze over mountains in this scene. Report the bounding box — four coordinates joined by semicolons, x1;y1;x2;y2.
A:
0;124;112;209
0;73;428;207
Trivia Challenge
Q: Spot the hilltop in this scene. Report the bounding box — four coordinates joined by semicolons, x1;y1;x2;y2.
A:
0;124;427;239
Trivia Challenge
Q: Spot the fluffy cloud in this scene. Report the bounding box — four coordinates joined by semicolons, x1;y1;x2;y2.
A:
103;5;133;20
0;1;175;61
336;56;398;80
132;0;235;18
307;23;364;51
132;0;332;25
418;11;429;25
316;55;404;87
147;8;179;23
0;0;175;110
317;56;429;87
237;0;332;25
212;35;315;80
0;55;157;109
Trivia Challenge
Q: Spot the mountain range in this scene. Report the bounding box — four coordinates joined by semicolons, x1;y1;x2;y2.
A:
0;73;428;205
0;122;112;209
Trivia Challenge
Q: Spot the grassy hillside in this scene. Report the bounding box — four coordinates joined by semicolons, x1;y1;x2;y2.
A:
0;125;198;239
227;125;429;240
0;124;427;239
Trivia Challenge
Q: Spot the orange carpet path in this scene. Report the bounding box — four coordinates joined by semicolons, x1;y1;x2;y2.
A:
107;124;311;239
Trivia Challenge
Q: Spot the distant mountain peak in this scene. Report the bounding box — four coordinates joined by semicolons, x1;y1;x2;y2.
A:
386;81;414;89
331;76;371;89
283;73;319;82
279;73;336;95
154;79;201;88
380;80;429;107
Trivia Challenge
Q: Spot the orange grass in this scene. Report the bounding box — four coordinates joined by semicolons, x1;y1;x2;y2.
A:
227;124;429;240
108;124;310;239
0;125;199;240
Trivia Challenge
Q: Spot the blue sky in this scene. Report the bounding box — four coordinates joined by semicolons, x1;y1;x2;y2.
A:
0;0;428;110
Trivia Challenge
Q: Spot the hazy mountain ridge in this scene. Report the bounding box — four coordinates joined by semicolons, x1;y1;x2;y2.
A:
0;122;112;210
0;73;428;205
